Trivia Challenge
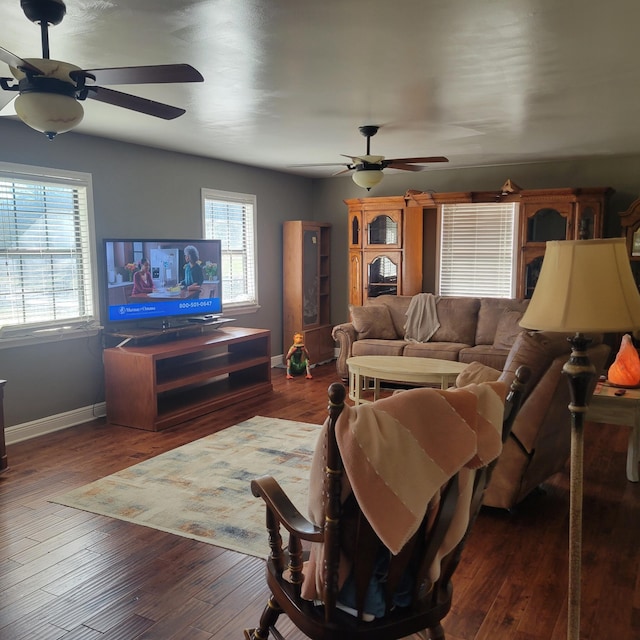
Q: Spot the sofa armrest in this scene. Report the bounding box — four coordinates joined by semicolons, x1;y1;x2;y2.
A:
332;322;357;381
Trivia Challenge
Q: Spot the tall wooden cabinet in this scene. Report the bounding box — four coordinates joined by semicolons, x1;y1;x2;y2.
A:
345;196;423;306
515;188;611;298
283;221;333;365
348;186;612;303
619;197;640;290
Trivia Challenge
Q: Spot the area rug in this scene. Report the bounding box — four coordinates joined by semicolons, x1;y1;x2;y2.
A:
50;416;320;558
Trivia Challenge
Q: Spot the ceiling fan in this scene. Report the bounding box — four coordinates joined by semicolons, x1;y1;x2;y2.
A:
0;0;204;140
293;125;449;190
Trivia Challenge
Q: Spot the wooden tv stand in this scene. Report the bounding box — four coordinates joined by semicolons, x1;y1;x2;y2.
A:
103;327;272;431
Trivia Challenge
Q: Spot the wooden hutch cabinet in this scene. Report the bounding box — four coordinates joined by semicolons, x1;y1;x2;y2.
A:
283;221;333;364
515;188;611;298
345;196;423;306
348;186;612;304
619;197;640;289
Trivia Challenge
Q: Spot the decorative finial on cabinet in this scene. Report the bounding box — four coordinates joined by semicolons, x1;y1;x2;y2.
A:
500;179;522;195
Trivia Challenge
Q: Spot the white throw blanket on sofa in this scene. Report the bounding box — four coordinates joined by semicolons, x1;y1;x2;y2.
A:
404;293;440;342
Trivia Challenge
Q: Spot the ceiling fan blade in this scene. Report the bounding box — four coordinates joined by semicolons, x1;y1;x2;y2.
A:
385;156;449;164
332;167;354;176
87;86;185;120
341;154;386;165
0;46;44;75
75;64;204;86
0;95;17;116
289;162;351;168
385;162;425;172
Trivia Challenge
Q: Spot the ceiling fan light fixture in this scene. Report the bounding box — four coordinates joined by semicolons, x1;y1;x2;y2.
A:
14;90;84;139
1;3;204;132
352;166;384;190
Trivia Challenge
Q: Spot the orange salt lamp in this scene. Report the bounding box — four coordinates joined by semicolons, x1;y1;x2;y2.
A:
608;333;640;387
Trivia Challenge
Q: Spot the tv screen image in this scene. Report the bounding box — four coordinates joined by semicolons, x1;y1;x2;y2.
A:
103;239;222;326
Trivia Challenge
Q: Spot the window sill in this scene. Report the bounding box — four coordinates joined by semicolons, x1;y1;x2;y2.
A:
0;323;102;350
224;303;261;316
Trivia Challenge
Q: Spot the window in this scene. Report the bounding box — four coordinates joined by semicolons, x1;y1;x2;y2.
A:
0;162;97;337
438;202;517;298
202;188;257;310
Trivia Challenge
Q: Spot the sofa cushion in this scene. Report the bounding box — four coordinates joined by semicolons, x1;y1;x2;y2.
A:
492;309;526;350
350;304;397;340
402;341;465;361
459;345;511;371
475;298;530;345
431;297;480;345
366;295;413;337
352;339;406;357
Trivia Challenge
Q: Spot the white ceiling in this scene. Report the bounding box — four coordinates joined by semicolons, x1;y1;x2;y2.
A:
2;0;640;178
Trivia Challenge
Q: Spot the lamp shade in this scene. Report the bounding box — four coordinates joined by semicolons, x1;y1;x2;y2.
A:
519;238;640;333
352;167;384;190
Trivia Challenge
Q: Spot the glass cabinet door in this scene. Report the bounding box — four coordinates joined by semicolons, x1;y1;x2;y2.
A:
632;226;640;257
302;229;319;326
368;215;398;245
364;211;402;249
526;208;567;242
577;206;595;239
349;213;362;249
518;204;571;298
524;255;544;299
366;254;399;298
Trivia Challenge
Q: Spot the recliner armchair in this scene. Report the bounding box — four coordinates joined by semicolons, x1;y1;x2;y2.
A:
456;330;610;510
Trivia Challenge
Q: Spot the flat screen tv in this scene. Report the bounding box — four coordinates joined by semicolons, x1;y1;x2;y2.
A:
103;239;222;328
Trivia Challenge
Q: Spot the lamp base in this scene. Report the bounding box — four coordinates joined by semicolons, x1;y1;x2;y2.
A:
563;332;596;640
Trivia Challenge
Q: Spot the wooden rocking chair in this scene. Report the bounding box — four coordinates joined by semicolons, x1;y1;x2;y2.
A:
245;368;529;640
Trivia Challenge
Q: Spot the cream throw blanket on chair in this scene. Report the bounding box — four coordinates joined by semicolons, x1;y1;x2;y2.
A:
301;381;507;605
404;292;440;342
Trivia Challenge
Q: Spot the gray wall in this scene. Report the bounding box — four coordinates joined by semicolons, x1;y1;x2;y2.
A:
0;119;313;427
3;115;640;428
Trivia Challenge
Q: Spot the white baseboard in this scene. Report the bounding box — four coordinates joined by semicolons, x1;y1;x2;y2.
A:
6;402;107;445
6;353;338;444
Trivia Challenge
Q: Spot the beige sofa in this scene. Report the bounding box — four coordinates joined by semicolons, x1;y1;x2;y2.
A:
456;330;609;509
333;293;611;510
332;294;530;381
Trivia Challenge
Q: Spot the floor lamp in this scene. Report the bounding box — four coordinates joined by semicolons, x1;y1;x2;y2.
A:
519;238;640;640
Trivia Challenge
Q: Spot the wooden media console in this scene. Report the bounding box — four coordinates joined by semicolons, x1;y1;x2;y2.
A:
103;326;272;431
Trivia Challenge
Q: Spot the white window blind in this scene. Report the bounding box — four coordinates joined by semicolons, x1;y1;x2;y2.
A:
0;165;95;332
439;202;517;298
202;188;257;308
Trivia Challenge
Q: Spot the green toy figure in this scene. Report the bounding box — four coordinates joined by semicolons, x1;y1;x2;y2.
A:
286;332;312;379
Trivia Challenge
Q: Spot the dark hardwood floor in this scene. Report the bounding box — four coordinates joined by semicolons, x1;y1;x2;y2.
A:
1;362;639;639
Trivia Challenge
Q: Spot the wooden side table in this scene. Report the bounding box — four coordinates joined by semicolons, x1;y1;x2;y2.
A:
586;381;640;482
0;379;7;473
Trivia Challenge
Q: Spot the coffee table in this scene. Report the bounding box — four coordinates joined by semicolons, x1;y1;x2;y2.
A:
586;381;640;482
347;355;468;405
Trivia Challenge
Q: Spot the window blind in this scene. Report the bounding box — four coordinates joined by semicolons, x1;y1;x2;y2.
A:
0;169;95;331
202;189;257;307
439;202;517;298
